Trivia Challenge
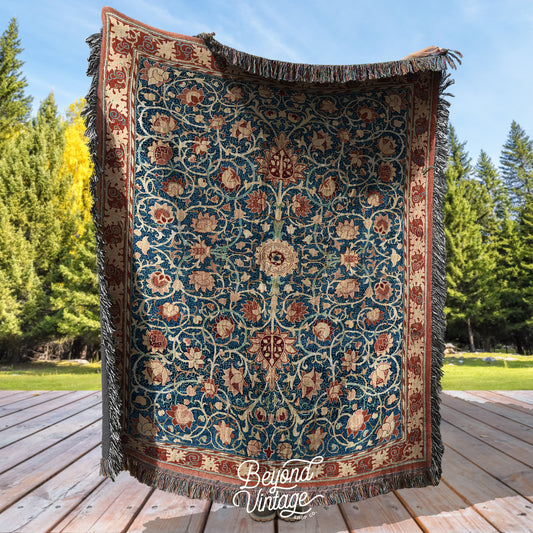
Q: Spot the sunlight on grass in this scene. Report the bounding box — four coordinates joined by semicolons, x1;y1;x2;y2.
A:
0;361;101;390
442;352;533;390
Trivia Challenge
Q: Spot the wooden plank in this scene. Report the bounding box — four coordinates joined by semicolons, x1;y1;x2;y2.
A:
0;419;101;513
497;390;533;405
203;503;275;533
395;482;498;532
0;392;101;447
442;404;533;465
442;394;533;445
126;490;210;533
445;391;533;429
479;390;533;411
341;492;423;532
0;390;71;417
0;391;48;408
277;503;349;532
0;391;98;431
0;404;101;473
51;472;152;533
441;445;533;531
442;420;533;502
0;446;104;533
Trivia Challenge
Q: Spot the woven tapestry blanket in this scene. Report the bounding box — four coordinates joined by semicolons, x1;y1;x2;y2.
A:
86;7;458;506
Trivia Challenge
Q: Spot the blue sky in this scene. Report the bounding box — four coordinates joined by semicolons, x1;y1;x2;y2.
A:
1;0;532;169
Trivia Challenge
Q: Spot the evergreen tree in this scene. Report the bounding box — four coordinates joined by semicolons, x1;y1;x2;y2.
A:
500;121;533;211
444;128;497;351
0;18;32;144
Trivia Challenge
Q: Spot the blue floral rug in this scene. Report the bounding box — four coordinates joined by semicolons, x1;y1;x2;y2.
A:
86;7;459;506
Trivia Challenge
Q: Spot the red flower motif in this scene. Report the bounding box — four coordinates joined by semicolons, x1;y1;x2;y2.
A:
214;316;235;339
191;136;210;155
246;190;266;213
147;141;173;165
366;189;384;207
357;105;377;123
143;329;168;353
410;218;424;238
291;193;312;217
162;177;185;197
201;377;218;398
177;86;204;106
166;403;194;430
375;280;393;301
347;408;371;437
148;271;171;294
286;301;308;323
412;183;425;203
313;319;333;342
157;302;180;321
378;161;396;183
297;369;323;400
410;286;424;306
218;166;241;192
374;333;394;356
242;300;262;322
374;214;391;236
318;176;337;199
150;203;174;225
327;380;343;403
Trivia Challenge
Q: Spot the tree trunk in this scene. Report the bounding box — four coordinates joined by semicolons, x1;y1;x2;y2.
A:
467;317;475;352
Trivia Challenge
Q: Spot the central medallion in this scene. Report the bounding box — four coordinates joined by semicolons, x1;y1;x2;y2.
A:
255;239;298;278
256;133;307;187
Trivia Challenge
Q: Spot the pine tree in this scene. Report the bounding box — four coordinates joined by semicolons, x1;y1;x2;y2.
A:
0;18;32;144
500;121;533;211
444;128;497;351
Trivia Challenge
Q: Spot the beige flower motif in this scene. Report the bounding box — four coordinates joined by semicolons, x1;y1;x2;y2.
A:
320;99;337;113
336;220;360;239
311;130;332;152
385;93;403;113
137;414;159;437
369;362;392;388
376;413;398;441
143;359;171;386
231;119;255;141
372;449;389;469
214;317;234;339
340;248;360;271
189;270;215;292
346;407;370;437
144;65;170;86
216;420;234;445
150;113;177;135
223;364;247;395
335;278;360;299
378;136;397;156
185;346;204;369
190;240;211;263
255;239;298;278
225;86;244;102
374;332;394;356
297;369;323;399
247;440;262;457
277;441;293;459
191;213;218;233
307;427;326;451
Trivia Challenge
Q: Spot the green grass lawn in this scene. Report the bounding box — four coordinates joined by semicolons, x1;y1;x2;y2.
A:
0;352;532;391
0;361;102;390
441;352;533;390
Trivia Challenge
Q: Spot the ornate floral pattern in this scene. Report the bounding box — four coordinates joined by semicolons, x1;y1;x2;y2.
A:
95;8;443;500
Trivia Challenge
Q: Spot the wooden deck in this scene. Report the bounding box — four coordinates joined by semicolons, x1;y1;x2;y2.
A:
0;391;531;533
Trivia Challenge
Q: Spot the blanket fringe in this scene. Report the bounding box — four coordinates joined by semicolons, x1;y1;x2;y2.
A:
121;454;440;507
428;72;453;484
198;33;461;84
83;30;125;480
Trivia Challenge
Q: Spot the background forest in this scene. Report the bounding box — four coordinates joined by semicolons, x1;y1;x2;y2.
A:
0;19;531;361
